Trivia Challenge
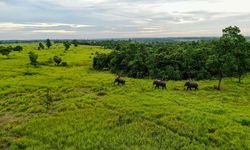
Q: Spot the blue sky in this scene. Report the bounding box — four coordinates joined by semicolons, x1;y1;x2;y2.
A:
0;0;250;39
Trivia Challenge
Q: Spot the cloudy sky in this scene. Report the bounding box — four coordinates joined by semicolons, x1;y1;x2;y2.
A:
0;0;249;39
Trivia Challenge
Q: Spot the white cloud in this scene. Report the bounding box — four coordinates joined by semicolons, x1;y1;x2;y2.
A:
32;30;75;33
0;0;250;39
0;22;93;30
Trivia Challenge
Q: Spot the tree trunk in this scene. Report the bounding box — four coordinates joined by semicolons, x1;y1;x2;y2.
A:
218;78;222;90
217;71;222;90
238;74;241;83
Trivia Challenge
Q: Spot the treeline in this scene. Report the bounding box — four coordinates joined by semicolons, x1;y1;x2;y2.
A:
93;26;250;90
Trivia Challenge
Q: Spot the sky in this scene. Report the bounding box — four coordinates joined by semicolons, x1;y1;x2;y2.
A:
0;0;250;40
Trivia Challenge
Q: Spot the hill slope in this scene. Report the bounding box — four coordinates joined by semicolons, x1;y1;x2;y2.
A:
0;44;249;149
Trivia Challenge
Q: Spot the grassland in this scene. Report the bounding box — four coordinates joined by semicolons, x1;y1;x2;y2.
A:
0;43;249;149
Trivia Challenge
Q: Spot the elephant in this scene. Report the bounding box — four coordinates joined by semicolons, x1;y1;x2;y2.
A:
114;76;125;85
184;81;198;91
153;80;166;89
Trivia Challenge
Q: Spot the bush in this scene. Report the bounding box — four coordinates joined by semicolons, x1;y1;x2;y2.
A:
0;46;13;58
28;51;38;66
13;46;23;52
38;43;45;50
63;42;71;51
61;62;68;66
46;39;52;49
53;56;62;65
93;53;112;70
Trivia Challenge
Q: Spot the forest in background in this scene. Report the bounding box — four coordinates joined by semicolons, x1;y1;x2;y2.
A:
92;26;250;90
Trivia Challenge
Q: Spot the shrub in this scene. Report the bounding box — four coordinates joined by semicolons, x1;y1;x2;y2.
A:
46;39;52;49
28;51;38;66
53;56;62;65
61;62;68;66
44;89;53;109
63;42;71;51
13;46;23;52
0;46;13;58
38;43;45;50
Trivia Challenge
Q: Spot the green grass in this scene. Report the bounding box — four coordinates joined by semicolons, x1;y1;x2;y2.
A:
0;43;249;149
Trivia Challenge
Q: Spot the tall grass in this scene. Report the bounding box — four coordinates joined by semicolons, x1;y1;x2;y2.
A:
0;43;249;149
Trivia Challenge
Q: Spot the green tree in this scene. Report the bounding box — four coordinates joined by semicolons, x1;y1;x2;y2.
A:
206;40;235;90
13;46;23;52
0;46;12;58
46;39;52;49
63;41;71;51
38;43;45;50
222;26;249;83
28;51;38;66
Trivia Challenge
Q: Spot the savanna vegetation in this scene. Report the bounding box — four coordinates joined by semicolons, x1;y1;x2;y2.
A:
0;26;249;149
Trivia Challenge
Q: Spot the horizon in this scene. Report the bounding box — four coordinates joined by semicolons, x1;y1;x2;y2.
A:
0;36;220;41
0;0;250;40
3;36;250;42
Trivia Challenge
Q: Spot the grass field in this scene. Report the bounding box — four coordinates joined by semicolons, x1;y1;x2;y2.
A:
0;43;249;149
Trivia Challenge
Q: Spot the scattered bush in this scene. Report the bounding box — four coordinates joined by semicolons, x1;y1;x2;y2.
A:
28;51;38;66
46;39;52;49
63;41;71;51
61;62;68;66
13;46;23;52
44;89;53;109
53;56;62;65
0;46;13;58
38;43;45;50
241;119;250;126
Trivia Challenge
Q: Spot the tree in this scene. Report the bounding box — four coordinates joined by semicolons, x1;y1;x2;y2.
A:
13;46;23;52
63;41;71;51
53;56;62;65
72;40;78;47
28;51;38;66
222;26;249;83
93;53;111;70
46;39;52;49
38;43;45;50
206;40;235;90
0;46;12;58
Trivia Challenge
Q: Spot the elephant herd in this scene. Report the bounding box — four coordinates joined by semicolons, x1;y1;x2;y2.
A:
114;76;199;91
